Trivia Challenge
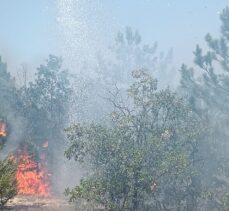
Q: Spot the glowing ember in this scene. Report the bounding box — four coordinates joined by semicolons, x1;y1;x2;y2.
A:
42;141;49;148
0;122;7;137
16;147;50;197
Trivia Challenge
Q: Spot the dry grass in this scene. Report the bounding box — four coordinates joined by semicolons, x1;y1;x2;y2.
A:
1;206;75;211
1;195;76;211
0;195;104;211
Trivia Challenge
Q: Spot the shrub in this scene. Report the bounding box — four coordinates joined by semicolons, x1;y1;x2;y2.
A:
0;158;17;207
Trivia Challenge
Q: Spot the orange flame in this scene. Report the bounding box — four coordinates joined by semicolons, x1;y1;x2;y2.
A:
16;147;50;197
0;122;7;137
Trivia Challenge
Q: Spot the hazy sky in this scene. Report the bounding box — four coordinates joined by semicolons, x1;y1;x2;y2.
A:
0;0;229;74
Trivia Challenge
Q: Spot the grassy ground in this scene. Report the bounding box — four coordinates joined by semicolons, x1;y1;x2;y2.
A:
1;195;76;211
1;195;103;211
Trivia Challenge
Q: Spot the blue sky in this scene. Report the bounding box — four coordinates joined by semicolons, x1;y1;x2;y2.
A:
0;0;229;73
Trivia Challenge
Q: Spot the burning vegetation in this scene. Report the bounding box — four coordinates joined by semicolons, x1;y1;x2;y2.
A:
0;121;7;137
0;120;50;198
15;145;50;197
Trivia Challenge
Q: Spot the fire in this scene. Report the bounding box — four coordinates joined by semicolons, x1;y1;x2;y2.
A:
16;146;50;197
42;141;49;148
0;122;7;137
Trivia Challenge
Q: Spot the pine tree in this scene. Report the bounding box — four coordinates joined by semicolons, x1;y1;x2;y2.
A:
180;7;229;209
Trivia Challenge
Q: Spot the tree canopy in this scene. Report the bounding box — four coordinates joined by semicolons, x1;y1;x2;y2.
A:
65;69;203;210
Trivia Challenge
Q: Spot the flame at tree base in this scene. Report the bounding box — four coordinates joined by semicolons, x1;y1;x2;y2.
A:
0;121;7;137
16;147;50;197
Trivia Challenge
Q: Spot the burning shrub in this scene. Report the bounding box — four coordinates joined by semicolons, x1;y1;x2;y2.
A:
0;122;7;137
0;158;17;207
14;145;50;196
0;121;7;150
16;146;50;197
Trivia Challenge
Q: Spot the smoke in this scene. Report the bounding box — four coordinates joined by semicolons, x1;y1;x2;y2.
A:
0;113;27;159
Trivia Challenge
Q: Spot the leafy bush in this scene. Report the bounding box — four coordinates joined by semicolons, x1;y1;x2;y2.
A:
65;70;203;210
0;158;17;207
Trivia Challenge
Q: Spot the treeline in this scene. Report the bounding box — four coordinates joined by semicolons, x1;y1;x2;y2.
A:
1;6;229;211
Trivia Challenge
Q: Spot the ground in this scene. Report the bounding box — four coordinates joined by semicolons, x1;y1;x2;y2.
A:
2;195;75;211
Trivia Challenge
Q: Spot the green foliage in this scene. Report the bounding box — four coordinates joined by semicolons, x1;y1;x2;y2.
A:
0;57;20;116
19;55;71;144
180;6;229;210
0;57;19;206
0;158;17;207
65;69;202;210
